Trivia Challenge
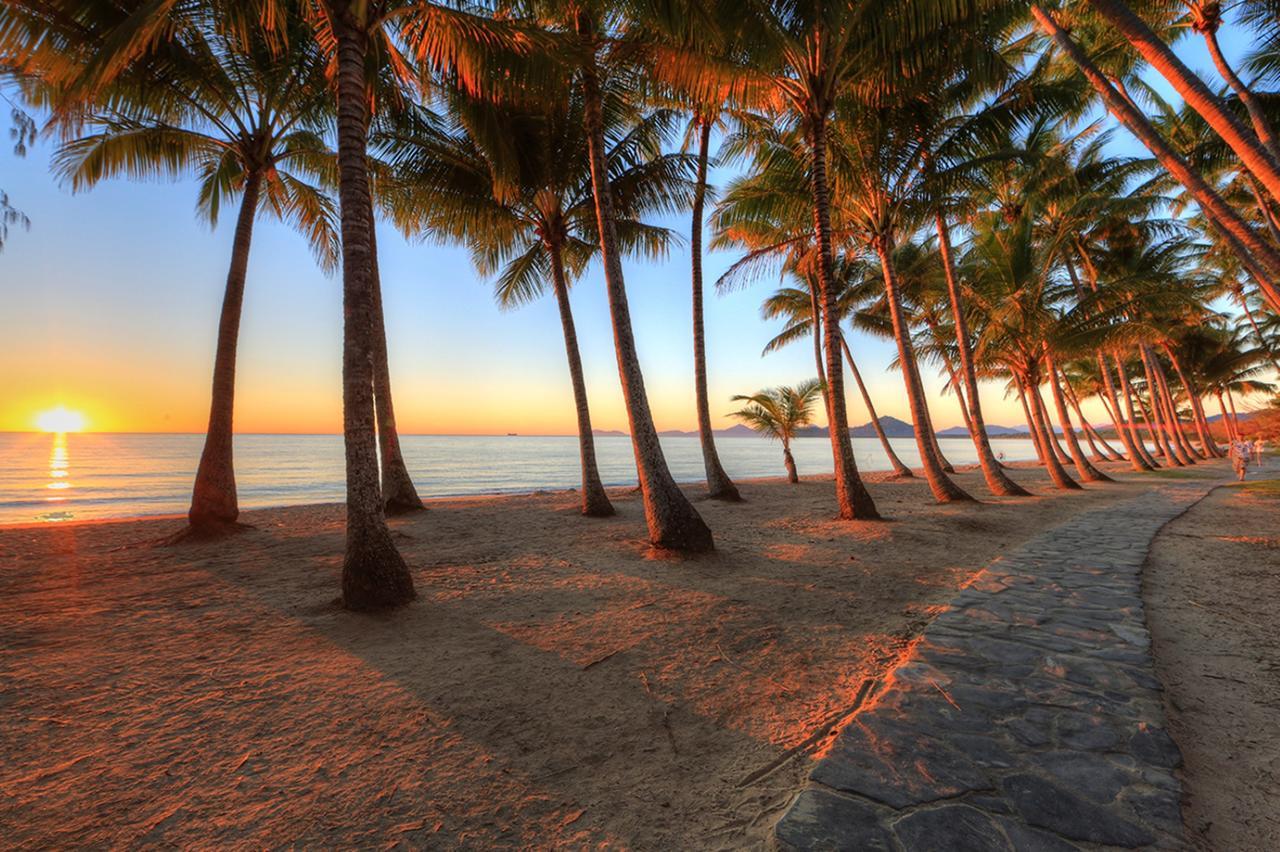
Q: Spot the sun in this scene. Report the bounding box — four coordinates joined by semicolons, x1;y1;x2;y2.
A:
35;406;88;434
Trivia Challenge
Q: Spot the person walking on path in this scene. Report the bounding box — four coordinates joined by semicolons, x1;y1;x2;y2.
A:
1232;439;1252;481
1254;437;1267;466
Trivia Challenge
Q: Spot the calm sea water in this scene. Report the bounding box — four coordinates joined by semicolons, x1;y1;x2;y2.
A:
0;432;1041;526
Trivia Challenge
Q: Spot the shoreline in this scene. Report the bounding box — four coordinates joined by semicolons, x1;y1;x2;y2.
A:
0;460;1046;532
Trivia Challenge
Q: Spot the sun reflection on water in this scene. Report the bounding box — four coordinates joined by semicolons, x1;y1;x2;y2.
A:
42;433;75;520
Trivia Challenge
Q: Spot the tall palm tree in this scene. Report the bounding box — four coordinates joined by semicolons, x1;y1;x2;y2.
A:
380;93;695;517
1079;0;1280;203
687;114;742;501
1030;3;1280;310
46;12;339;537
563;3;721;547
310;0;542;606
729;379;823;483
965;212;1084;490
821;105;973;502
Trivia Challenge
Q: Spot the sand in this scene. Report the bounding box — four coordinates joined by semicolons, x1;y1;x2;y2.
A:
1145;470;1280;850
0;461;1196;848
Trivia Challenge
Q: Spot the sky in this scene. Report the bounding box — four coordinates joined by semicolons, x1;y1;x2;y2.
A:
0;24;1254;436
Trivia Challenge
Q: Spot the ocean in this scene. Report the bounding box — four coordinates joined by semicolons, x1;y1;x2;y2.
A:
0;432;1041;526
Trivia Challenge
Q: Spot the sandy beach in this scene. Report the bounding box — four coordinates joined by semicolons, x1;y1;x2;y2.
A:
5;460;1265;848
1146;474;1280;850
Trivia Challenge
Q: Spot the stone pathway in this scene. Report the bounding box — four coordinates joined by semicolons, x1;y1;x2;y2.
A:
775;481;1222;851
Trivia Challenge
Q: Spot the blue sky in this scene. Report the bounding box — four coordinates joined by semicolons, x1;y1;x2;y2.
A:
0;21;1255;435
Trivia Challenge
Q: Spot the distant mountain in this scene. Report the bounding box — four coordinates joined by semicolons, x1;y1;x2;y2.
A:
605;420;1050;439
854;415;916;438
791;416;915;439
1206;412;1253;423
602;424;768;438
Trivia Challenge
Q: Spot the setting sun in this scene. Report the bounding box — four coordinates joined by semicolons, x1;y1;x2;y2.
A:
35;406;87;434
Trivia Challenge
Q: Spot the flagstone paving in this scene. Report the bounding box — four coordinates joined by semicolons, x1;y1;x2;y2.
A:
775;480;1223;851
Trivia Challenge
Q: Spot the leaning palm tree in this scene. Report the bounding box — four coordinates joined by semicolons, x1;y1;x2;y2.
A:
379;91;694;517
505;0;715;551
729;379;824;483
46;13;338;538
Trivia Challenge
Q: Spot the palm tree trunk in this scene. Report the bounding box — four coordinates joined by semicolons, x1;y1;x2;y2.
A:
1031;4;1280;311
330;5;414;611
1033;382;1074;468
1136;357;1181;465
1245;176;1280;244
368;223;424;514
839;332;912;477
1217;391;1236;441
1201;26;1280;165
783;443;799;483
1063;258;1146;469
1016;381;1048;465
1085;0;1280;202
1065;381;1124;461
807;282;830;410
1115;356;1160;467
945;359;974;434
1142;346;1195;465
924;399;957;473
936;214;1028;495
1025;374;1082;489
187;170;262;534
548;240;615;517
1161;342;1220;457
577;22;714;550
1057;371;1119;460
1150;345;1204;460
807;112;880;518
1162;373;1201;462
690;119;741;502
1227;386;1243;437
1097;352;1150;469
874;235;972;502
1047;354;1113;482
1077;414;1109;462
1138;396;1170;463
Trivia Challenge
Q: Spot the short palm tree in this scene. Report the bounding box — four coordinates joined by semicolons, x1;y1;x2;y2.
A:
47;13;338;537
729;379;823;483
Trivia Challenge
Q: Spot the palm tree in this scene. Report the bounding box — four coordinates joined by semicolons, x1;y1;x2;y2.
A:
503;1;717;550
822;106;973;502
46;12;339;537
687;115;742;501
965;212;1084;490
1079;0;1280;203
729;379;823;483
310;0;540;606
1030;3;1280;310
757;273;915;478
380;92;695;517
